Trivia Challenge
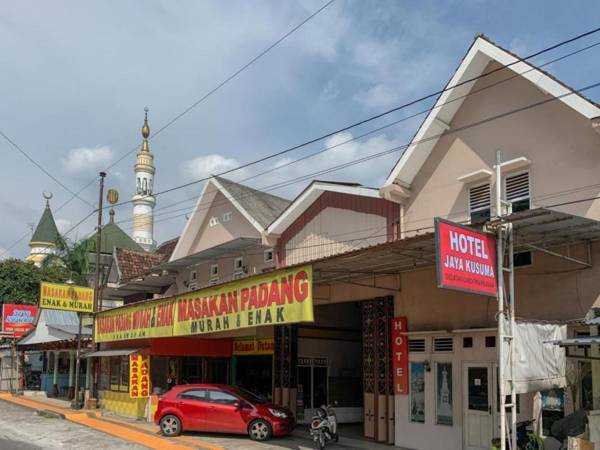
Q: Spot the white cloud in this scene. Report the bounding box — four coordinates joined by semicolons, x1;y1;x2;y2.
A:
62;146;113;174
182;154;241;180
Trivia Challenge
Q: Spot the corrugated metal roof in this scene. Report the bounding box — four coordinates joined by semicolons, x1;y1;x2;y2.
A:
547;336;600;347
38;309;80;327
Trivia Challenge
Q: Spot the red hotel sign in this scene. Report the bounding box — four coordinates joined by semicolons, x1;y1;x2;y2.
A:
391;317;409;395
435;218;497;297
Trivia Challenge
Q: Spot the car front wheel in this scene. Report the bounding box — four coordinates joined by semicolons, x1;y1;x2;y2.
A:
248;419;272;441
160;414;182;437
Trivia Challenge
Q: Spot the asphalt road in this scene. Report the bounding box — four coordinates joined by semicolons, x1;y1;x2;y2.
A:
0;401;147;450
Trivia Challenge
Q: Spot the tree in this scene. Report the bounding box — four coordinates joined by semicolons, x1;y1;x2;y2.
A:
0;259;68;306
41;236;94;286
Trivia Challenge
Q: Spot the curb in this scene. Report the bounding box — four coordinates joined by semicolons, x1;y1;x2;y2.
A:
36;409;66;420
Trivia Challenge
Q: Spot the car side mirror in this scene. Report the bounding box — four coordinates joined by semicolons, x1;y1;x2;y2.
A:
233;401;242;410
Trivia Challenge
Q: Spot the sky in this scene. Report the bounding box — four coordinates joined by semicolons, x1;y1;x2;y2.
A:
1;0;599;259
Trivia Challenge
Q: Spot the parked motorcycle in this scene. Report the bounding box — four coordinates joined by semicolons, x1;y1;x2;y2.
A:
310;405;338;450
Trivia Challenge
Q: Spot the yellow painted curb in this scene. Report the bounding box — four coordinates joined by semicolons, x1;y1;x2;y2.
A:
0;393;211;450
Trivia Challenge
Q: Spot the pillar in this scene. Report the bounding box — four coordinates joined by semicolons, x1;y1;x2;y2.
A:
52;351;59;397
68;351;75;399
273;324;298;415
85;357;90;389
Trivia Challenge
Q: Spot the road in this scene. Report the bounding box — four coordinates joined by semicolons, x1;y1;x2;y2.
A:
0;401;146;450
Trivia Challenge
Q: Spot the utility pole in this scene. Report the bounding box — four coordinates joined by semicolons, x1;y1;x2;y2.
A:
494;150;516;450
90;172;106;404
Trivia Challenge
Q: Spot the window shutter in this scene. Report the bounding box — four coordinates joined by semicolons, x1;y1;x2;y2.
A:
434;337;454;352
506;172;529;202
409;339;426;352
469;184;491;212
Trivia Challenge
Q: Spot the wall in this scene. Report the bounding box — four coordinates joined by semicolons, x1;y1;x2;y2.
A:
99;390;147;419
401;61;600;235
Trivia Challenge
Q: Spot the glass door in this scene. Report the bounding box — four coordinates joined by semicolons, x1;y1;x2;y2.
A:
464;363;493;450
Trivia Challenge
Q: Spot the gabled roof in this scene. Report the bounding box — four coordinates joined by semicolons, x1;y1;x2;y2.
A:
382;34;600;189
114;247;166;283
266;180;380;236
30;203;59;245
170;176;290;261
213;176;290;229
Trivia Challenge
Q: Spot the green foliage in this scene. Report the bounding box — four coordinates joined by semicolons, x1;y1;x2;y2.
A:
41;235;94;286
0;259;68;306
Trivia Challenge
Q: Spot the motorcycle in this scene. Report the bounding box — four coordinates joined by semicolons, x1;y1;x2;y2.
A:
310;405;338;450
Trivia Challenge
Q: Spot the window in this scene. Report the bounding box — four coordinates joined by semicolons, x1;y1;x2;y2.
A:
264;249;274;263
485;336;496;348
209;389;239;405
179;389;208;401
514;251;532;267
541;388;564;435
190;271;197;281
409;339;425;352
109;356;129;392
222;211;232;222
434;337;453;352
469;183;491;223
234;257;244;271
505;172;530;213
209;216;219;227
210;264;218;277
463;337;473;348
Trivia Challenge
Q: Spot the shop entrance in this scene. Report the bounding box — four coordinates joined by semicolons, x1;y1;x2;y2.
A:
235;355;272;401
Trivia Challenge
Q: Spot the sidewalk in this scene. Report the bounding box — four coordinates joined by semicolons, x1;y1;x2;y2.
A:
0;392;222;450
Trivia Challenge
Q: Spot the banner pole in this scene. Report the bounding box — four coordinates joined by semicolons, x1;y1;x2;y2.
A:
73;312;82;409
495;150;506;450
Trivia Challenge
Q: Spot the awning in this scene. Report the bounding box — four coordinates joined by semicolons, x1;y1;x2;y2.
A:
83;348;147;358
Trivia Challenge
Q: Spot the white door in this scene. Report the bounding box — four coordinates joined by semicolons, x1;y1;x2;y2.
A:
464;363;494;450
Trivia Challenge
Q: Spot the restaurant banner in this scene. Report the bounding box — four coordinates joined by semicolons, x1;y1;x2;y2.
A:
2;304;37;337
233;338;274;355
391;317;409;395
435;218;497;297
95;299;175;342
129;354;150;398
95;265;314;343
39;282;94;313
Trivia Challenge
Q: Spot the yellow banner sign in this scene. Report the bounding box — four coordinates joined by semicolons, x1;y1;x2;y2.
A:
233;338;274;355
95;265;313;343
40;282;94;313
129;355;150;398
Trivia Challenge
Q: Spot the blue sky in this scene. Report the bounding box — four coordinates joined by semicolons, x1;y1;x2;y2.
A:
1;0;599;258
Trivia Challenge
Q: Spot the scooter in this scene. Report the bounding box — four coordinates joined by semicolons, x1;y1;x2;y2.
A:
310;405;338;450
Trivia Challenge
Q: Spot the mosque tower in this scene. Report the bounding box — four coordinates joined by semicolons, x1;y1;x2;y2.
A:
26;193;59;266
132;107;156;251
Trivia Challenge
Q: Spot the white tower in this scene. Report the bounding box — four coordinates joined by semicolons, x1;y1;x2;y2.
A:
132;107;156;251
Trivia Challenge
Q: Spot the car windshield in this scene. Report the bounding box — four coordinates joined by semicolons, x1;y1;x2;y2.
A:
231;386;267;404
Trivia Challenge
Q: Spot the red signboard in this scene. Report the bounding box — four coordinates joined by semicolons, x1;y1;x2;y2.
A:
435;218;497;297
1;304;37;337
391;317;409;395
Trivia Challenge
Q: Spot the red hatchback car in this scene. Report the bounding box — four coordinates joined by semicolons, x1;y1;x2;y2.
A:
154;384;295;441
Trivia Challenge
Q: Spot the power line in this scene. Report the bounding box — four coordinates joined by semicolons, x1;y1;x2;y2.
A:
116;38;600;223
106;25;600;210
0;129;95;209
115;79;600;230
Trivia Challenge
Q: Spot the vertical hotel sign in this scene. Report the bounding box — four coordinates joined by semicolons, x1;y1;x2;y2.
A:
391;317;409;395
435;218;497;297
129;354;150;398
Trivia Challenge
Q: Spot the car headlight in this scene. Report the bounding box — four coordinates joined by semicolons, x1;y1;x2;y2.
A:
268;408;287;418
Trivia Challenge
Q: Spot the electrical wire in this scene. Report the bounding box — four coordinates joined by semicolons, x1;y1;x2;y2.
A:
114;38;600;224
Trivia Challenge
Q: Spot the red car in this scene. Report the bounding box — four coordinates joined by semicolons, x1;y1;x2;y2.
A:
154;384;295;441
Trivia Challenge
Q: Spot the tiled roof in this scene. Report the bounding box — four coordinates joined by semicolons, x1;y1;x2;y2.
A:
155;237;179;260
115;248;165;282
214;176;290;228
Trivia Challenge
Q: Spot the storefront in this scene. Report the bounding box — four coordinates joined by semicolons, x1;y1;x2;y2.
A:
91;264;313;419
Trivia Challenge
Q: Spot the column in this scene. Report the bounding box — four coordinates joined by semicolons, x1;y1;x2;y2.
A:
52;351;59;397
85;357;90;389
68;351;75;399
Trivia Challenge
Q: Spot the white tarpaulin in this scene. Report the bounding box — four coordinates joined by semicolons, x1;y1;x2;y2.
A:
502;321;567;393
